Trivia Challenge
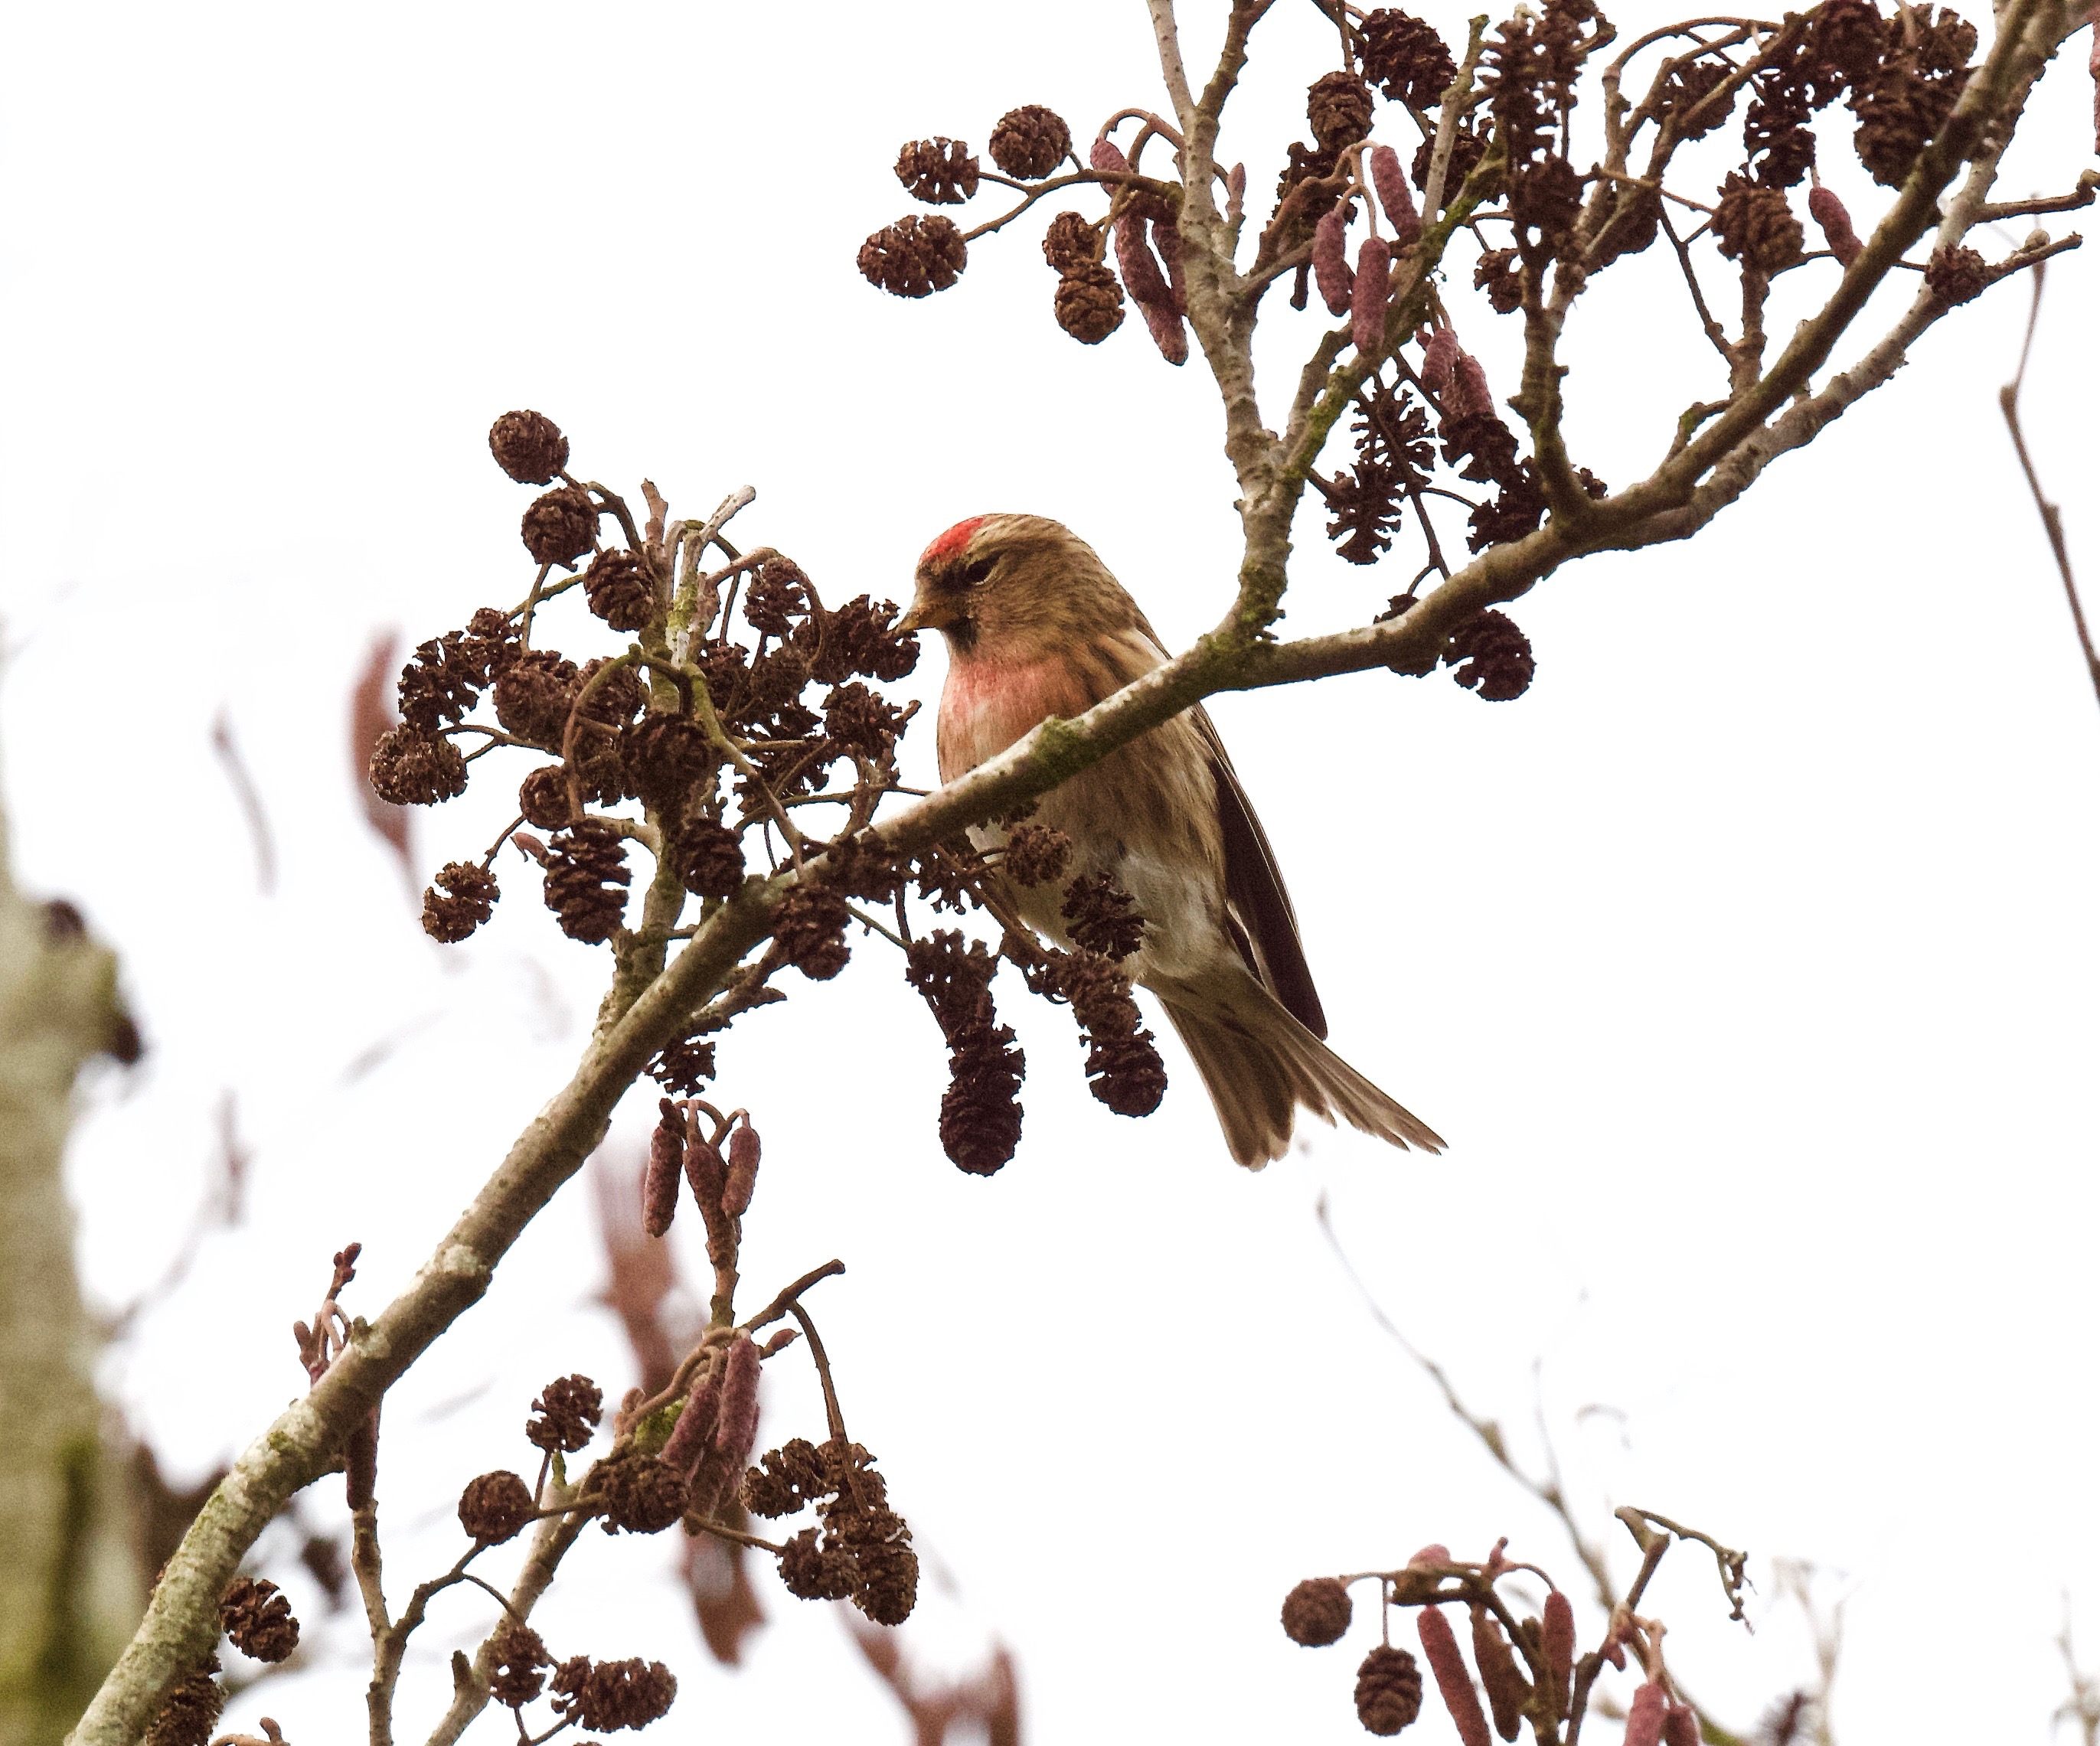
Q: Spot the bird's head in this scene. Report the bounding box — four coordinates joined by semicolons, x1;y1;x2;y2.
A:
899;513;1138;659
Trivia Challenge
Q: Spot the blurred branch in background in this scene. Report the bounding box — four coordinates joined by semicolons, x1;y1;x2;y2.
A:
2059;1603;2100;1746
0;766;146;1745
208;714;276;898
847;1616;1020;1746
348;635;413;886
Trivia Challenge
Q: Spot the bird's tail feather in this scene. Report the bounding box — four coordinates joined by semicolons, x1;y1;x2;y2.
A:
1161;979;1445;1170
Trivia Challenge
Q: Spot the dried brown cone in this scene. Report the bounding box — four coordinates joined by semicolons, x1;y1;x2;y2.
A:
145;1654;224;1746
772;884;851;979
621;712;713;814
1654;58;1736;140
1850;44;1964;188
1002;821;1073;887
518;765;576;831
492;650;580;749
489;410;569;485
779;1525;858;1600
521;485;599;566
397;631;488;733
370;726;468;806
1813;0;1890;93
422;860;498;944
488;1620;553;1708
1356;1646;1425;1736
1054;259;1125;342
220;1575;299;1663
1053;949;1166;1117
895;136;980;204
1060;872;1145;959
1924;241;1987;305
1470;1606;1528;1741
458;1470;535;1545
989;104;1073;179
1445;609;1535;701
648;1035;716;1095
595;1447;691;1534
1712;174;1804;273
854;1536;920;1627
821;681;905;762
544;819;630;944
939;1023;1025;1173
671;821;744;899
1360;9;1456;107
1042;210;1104;272
1282;1576;1353;1646
550;1656;678;1731
583;547;655;631
743;555;810;633
1309;70;1374;152
812;592;920;684
857;214;967;297
744;1438;828;1518
527;1373;604;1454
1473;248;1524;312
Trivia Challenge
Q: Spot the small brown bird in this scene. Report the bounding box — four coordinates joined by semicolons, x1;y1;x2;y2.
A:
899;513;1444;1167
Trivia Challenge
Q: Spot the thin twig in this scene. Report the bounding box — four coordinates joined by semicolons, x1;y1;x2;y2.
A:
1997;262;2098;709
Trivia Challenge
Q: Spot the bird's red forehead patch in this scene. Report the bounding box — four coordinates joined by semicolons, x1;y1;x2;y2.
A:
919;515;990;568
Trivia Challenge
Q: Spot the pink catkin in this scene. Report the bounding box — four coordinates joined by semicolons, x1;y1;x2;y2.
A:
1624;1682;1668;1746
1139;297;1190;364
644;1107;681;1238
1352;235;1393;352
1416;1607;1491;1746
1370;145;1421;247
1313;207;1355;315
1448;352;1494;420
1663;1702;1702;1746
1420;328;1458;393
684;1131;727;1214
1807;185;1863;267
1542;1591;1575;1718
1152;217;1188;316
1410;1543;1452;1568
2089;4;2098;153
723;1121;761;1218
659;1364;723;1477
1115;215;1173;308
713;1333;763;1463
1089;136;1129;177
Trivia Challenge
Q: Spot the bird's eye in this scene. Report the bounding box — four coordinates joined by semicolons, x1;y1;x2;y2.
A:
959;556;994;587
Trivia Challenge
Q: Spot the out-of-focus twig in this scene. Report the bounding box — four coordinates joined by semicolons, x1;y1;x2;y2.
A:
211;710;277;894
847;1614;1021;1746
350;633;413;880
2059;1601;2100;1746
1999;261;2098;710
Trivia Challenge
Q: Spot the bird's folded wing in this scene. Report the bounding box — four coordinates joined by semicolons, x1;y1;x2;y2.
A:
1189;704;1329;1041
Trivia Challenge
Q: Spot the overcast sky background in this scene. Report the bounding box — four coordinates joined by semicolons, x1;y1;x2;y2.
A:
5;2;2098;1741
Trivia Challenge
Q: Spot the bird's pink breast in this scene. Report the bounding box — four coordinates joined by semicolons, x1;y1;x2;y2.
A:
936;654;1096;782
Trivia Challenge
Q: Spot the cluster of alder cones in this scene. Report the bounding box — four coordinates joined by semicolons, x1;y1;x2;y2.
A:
1282;1545;1703;1743
856;1;2031;703
368;412;1174;1173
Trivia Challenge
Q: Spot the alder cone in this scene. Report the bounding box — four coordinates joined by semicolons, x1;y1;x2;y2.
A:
1924;242;1987;305
1360;9;1456;107
1042;210;1103;271
370;726;467;805
1282;1576;1353;1646
894;136;979;204
422;861;498;943
1054;260;1125;342
1355;1646;1425;1735
1308;70;1373;151
858;214;968;297
1712;175;1804;273
488;410;568;485
521;485;599;566
989;104;1072;179
583;547;653;631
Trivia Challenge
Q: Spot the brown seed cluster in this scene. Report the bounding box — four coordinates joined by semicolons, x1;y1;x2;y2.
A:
458;1470;535;1545
988;105;1073;179
220;1575;300;1663
743;1434;920;1626
145;1654;224;1746
527;1372;604;1455
549;1656;678;1731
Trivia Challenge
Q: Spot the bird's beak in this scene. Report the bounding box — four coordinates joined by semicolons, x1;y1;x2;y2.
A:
897;590;961;635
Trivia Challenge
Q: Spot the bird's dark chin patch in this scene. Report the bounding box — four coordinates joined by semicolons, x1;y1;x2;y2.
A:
947;618;979;655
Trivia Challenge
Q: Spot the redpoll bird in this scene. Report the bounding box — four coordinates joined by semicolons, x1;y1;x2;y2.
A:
899;513;1444;1167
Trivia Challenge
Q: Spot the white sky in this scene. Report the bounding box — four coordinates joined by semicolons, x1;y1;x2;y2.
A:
4;2;2097;1742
